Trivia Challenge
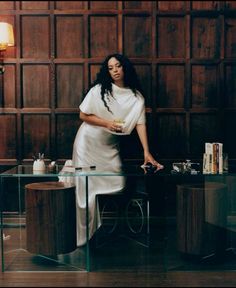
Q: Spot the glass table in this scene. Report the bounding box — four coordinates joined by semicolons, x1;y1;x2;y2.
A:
1;164;236;272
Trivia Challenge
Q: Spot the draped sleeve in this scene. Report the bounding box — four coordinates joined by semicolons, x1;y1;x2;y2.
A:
79;87;97;114
136;104;146;125
79;83;147;135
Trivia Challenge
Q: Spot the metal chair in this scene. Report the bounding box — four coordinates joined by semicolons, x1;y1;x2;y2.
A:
95;177;150;248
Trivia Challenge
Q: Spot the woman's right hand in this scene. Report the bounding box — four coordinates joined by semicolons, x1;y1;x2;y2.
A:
107;120;123;133
80;112;123;133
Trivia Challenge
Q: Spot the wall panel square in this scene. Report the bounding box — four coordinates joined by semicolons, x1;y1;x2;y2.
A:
155;114;186;158
191;17;220;59
0;115;16;159
225;18;236;58
225;64;236;108
191;64;219;108
20;1;49;10
55;1;86;10
123;1;152;9
56;114;80;159
157;1;186;11
89;1;117;9
190;113;220;156
134;64;152;107
0;1;15;9
89;64;101;85
157;16;185;58
89;16;118;58
224;112;236;157
156;65;185;108
225;1;236;9
191;1;219;10
56;64;84;108
22;114;50;159
22;64;50;108
56;16;84;58
3;64;16;108
21;16;50;58
124;15;151;58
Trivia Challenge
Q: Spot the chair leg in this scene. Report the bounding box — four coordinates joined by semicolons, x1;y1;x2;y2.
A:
95;194;121;248
125;194;150;247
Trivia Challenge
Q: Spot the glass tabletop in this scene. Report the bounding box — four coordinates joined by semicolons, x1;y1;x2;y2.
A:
1;163;234;177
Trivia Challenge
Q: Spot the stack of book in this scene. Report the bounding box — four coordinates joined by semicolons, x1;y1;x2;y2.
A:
203;142;223;174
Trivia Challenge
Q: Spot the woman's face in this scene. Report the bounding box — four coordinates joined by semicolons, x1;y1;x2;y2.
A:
108;57;124;85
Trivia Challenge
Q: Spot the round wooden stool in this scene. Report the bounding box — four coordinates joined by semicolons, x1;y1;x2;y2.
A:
177;182;227;258
25;181;76;256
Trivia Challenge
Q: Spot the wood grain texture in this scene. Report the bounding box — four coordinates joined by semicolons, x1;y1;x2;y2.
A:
25;181;76;256
0;0;235;164
177;182;227;257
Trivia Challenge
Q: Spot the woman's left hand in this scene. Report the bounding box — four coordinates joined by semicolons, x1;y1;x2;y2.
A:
143;152;164;172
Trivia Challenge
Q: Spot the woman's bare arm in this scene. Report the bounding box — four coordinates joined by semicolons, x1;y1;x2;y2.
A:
136;123;163;169
80;111;122;132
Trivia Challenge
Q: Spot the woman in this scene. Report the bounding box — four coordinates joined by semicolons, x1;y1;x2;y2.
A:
72;53;163;246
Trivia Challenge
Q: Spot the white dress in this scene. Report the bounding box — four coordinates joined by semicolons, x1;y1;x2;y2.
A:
72;83;146;246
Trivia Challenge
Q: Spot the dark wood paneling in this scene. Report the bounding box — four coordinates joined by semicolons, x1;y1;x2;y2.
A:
22;65;50;108
56;114;80;159
134;64;152;107
89;64;101;85
55;1;86;10
224;112;236;158
157;16;186;58
192;17;220;59
21;16;50;59
225;18;236;58
90;1;118;10
226;1;236;9
89;16;118;58
0;0;235;165
124;15;152;58
4;64;16;108
0;115;16;159
191;65;219;108
123;1;152;9
191;1;219;10
157;65;185;108
22;114;50;159
20;1;49;10
0;1;15;9
155;114;186;158
157;1;186;11
56;16;84;58
225;64;236;108
190;113;220;156
56;64;84;108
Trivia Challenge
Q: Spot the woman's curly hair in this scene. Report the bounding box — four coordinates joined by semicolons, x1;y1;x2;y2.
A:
85;54;143;114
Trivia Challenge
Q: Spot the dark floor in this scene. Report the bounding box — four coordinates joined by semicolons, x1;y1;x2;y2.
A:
2;217;236;287
2;216;236;274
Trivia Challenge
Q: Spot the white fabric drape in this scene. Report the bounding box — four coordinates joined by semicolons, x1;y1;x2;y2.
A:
70;83;146;246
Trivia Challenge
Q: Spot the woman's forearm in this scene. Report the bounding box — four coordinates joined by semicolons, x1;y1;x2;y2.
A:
80;111;109;128
136;124;150;154
80;111;122;132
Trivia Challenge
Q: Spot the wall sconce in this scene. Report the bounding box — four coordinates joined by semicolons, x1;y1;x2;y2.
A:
0;22;14;74
0;22;14;107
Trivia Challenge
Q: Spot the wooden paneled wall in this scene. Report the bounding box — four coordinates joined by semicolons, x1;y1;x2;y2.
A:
0;1;236;165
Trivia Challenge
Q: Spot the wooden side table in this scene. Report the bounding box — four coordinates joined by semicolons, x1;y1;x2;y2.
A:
25;181;76;257
177;182;227;258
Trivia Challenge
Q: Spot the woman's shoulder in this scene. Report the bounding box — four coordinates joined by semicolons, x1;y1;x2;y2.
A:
136;90;145;103
86;84;102;96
